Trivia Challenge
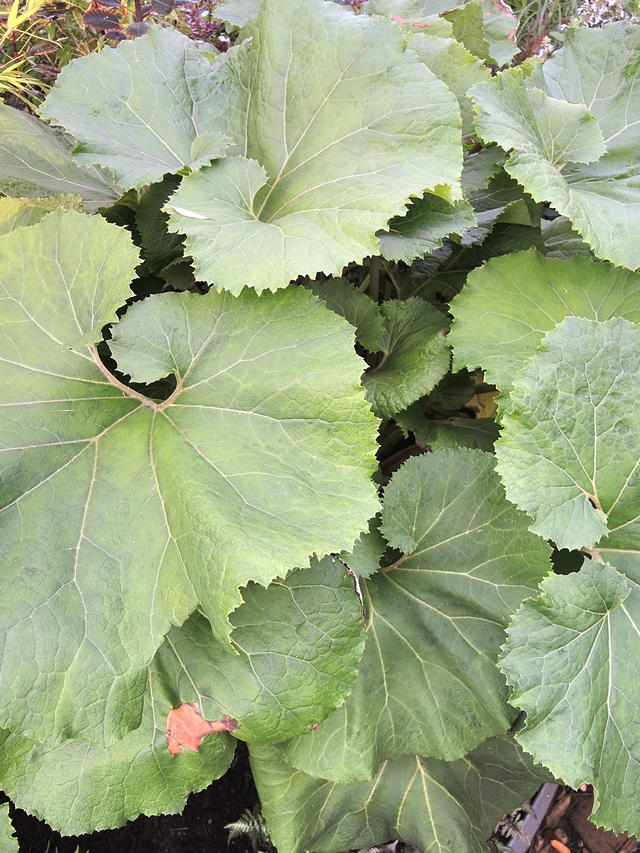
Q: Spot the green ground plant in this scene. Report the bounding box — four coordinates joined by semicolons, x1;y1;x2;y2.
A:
0;1;639;851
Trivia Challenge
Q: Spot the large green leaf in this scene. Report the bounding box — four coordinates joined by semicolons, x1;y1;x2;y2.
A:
152;559;365;742
0;804;16;853
449;249;640;399
41;26;229;190
495;316;640;550
407;34;490;138
0;559;363;834
0;194;83;236
0;210;379;748
307;279;385;354
0;103;120;211
362;298;451;418
470;24;640;270
282;450;550;780
250;736;552;853
0;667;236;835
447;0;519;67
501;559;640;836
165;0;463;293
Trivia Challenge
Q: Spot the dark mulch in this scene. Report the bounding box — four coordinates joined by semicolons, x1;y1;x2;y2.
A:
529;786;639;853
2;741;259;853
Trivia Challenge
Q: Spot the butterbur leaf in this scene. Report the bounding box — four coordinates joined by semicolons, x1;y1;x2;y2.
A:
407;34;490;138
250;735;553;853
337;516;386;579
0;674;236;834
501;559;640;836
41;26;230;189
136;176;185;275
151;559;366;743
447;0;519;67
0;194;83;236
542;216;593;259
0;103;119;211
165;0;463;293
308;279;385;354
214;0;259;25
449;249;640;400
362;298;450;419
470;24;640;270
377;195;476;263
0;210;379;748
0;804;17;853
282;450;550;781
496;316;640;550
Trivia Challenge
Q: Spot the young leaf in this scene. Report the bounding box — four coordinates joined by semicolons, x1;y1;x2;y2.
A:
151;559;366;742
0;103;120;211
449;249;640;399
495;316;640;550
41;26;230;189
282;450;551;780
362;298;450;418
377;195;476;263
470;23;640;270
501;559;640;836
0;211;379;748
165;0;463;293
250;735;553;853
136;175;185;275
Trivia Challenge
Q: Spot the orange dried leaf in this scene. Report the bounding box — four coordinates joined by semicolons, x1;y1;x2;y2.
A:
551;841;571;853
165;702;239;755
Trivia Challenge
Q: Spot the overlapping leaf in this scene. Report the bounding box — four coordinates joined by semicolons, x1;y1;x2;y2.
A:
377;195;475;263
0;209;379;749
41;26;229;189
470;23;640;270
152;559;366;743
496;316;640;550
361;298;451;418
0;194;82;236
282;450;550;781
165;0;463;293
250;736;552;853
501;559;640;836
0;103;119;211
0;673;236;835
449;249;640;398
0;559;364;835
447;0;519;66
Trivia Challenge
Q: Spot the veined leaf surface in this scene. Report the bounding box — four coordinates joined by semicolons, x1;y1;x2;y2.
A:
495;317;640;550
152;559;366;743
0;210;379;748
470;23;640;270
41;26;229;189
449;249;640;399
501;559;640;836
0;103;119;211
250;736;552;853
165;0;463;293
282;450;550;780
0;559;364;834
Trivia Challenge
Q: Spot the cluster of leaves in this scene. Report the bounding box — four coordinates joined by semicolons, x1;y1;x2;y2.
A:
0;0;639;851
